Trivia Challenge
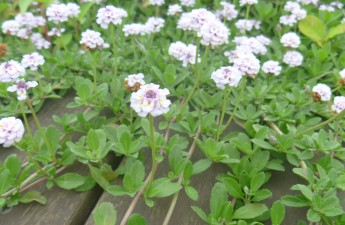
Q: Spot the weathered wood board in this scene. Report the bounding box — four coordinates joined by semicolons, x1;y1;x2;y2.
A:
0;91;121;225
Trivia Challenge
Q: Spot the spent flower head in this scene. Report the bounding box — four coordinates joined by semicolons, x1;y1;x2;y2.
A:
312;83;331;102
0;117;25;147
125;73;146;91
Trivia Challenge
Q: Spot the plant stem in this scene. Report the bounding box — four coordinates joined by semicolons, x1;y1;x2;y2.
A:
26;98;56;163
295;109;345;138
223;78;246;132
180;45;209;112
216;88;231;141
162;126;201;225
131;37;138;61
146;115;157;190
244;5;251;35
92;52;98;91
19;101;32;137
110;24;118;92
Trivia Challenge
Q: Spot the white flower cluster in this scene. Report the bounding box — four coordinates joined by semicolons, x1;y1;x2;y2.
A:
7;79;38;101
80;29;109;50
1;12;46;39
319;5;335;12
280;1;306;27
177;9;229;47
0;60;25;82
235;19;261;33
0;117;25;147
225;49;260;77
197;19;229;47
96;5;128;29
332;96;345;113
340;69;345;81
312;83;331;101
211;66;242;89
47;27;65;37
256;35;271;46
123;17;165;36
297;0;318;5
177;8;216;32
216;2;238;21
168;4;182;16
81;0;104;4
31;33;51;50
130;83;171;117
46;3;80;24
262;61;282;76
280;32;301;48
233;36;268;55
21;52;45;71
239;0;258;6
149;0;165;6
169;41;198;67
180;0;195;7
125;73;146;88
331;1;343;9
283;50;303;67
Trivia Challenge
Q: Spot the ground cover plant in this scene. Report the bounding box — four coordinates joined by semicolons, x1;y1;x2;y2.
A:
0;0;345;224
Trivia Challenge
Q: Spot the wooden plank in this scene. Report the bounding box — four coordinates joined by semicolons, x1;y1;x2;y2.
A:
0;91;122;225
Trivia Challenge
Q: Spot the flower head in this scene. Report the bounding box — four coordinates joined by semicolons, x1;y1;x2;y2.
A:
169;41;198;67
211;66;242;89
7;79;38;101
96;5;128;29
0;60;25;82
167;4;183;16
312;83;331;102
149;0;165;6
80;29;109;50
332;96;345;113
180;0;195;7
283;50;303;67
281;32;301;48
130;83;171;117
21;52;45;71
0;117;25;147
145;17;165;33
262;60;282;76
239;0;258;6
177;9;216;32
31;33;51;50
197;19;229;47
216;2;238;21
125;73;146;91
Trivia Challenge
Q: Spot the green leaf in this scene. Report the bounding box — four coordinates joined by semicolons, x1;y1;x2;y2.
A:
232;133;252;154
5;154;21;177
89;165;110;190
251;138;275;150
87;129;106;151
307;209;320;222
271;201;285;225
93;202;117;225
291;184;314;201
123;160;145;193
250;172;266;192
192;159;212;175
191;206;209;222
128;214;147;225
54;173;85;190
0;169;11;195
78;2;94;24
19;191;47;205
298;16;327;44
19;0;33;13
210;183;227;218
336;174;345;191
325;23;345;40
281;195;309;207
232;204;268;219
163;64;176;86
185;186;199;201
222;177;244;199
147;178;182;198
